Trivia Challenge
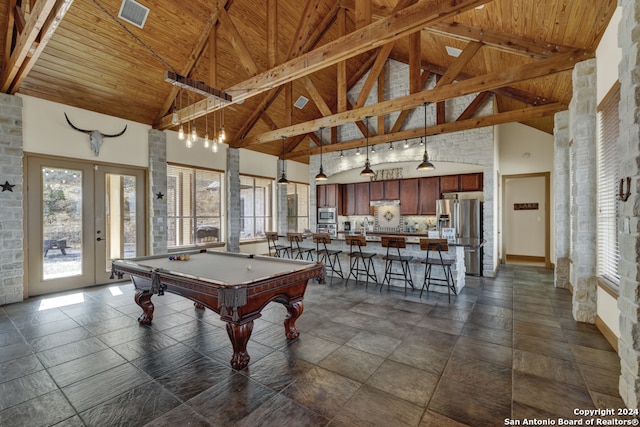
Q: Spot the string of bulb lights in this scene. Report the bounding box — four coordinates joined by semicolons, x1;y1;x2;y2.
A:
173;89;226;153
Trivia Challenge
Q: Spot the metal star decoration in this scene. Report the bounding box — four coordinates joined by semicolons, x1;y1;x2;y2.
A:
156;192;164;200
1;181;15;192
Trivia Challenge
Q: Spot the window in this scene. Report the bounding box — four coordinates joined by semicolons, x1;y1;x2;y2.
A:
240;175;272;240
597;82;621;285
286;183;310;232
167;165;223;248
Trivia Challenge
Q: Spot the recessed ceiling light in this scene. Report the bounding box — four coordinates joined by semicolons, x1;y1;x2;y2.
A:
445;46;462;57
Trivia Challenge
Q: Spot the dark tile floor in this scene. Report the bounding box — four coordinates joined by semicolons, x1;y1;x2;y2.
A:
0;265;626;426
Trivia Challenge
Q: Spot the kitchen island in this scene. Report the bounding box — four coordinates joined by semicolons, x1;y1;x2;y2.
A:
330;232;484;295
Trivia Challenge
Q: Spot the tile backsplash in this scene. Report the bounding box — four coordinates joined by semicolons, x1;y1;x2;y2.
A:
339;210;436;233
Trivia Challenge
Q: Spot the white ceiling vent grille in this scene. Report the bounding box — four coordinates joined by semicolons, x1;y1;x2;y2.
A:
118;0;150;29
294;95;309;110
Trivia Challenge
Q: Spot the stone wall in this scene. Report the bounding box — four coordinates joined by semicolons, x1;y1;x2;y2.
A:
227;147;240;252
148;129;167;255
553;110;570;289
0;93;24;305
568;59;598;323
617;0;640;407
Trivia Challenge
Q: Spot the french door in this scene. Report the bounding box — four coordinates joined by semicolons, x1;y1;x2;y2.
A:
27;156;146;296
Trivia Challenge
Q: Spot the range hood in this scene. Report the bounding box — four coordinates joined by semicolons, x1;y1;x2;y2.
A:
370;200;400;207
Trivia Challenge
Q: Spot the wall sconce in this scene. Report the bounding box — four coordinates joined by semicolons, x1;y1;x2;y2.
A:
619;177;631;202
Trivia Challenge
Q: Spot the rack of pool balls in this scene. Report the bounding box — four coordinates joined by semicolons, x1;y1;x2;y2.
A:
168;254;190;261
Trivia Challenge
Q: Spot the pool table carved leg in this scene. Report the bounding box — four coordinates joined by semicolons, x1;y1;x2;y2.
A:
226;321;253;370
134;290;154;325
284;301;304;339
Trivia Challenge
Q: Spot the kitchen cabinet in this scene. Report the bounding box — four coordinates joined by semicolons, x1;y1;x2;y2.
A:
439;175;459;193
369;179;400;201
459;173;483;191
399;178;419;215
355;182;371;215
419;177;440;215
317;184;341;209
343;183;355;215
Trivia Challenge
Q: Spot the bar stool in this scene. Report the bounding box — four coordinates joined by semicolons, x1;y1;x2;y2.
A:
380;236;414;295
420;238;457;302
313;233;343;284
265;231;288;258
287;232;314;260
345;235;378;288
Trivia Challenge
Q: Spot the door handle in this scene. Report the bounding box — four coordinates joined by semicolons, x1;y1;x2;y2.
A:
96;237;103;241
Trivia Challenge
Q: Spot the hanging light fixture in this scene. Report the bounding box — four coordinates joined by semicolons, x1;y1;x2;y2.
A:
356;147;361;156
360;116;375;177
190;101;198;143
171;97;179;125
315;127;328;181
388;142;394;151
417;102;435;171
371;144;376;153
278;136;289;185
177;89;185;140
219;108;226;141
403;139;409;148
212;105;219;153
203;102;210;149
340;150;344;158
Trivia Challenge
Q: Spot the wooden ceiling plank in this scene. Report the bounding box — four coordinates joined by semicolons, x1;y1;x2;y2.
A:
285;82;292;126
286;0;321;59
390;69;431;133
336;6;347;113
355;0;371;29
287;102;566;159
0;0;59;92
267;0;277;68
302;76;332;117
153;0;230;124
237;49;591;147
409;32;421;93
209;23;217;88
4;0;17;66
457;91;492;120
285;134;306;152
158;0;493;129
437;40;483;87
217;7;259;77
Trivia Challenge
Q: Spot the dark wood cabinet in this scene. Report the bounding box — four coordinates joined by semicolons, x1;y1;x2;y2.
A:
343;183;355;215
355;182;371;215
419;177;440;215
369;179;400;201
400;178;419;215
316;184;342;209
459;173;483;191
439;175;459;193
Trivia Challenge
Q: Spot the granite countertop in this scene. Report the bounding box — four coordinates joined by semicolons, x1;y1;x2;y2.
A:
335;231;485;248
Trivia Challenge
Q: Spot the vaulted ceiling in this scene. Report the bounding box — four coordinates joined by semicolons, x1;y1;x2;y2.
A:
0;0;616;163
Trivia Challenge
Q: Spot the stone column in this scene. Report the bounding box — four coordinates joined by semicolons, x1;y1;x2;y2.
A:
617;0;640;407
0;94;23;305
226;147;240;252
569;58;597;323
554;110;570;289
148;130;167;255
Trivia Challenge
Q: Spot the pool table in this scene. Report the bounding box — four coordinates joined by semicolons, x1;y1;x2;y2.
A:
111;250;323;369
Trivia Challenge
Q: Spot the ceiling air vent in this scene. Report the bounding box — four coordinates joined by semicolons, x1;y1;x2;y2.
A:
294;96;309;110
118;0;150;29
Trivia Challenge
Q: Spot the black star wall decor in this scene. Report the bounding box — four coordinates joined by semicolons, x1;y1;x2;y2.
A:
156;192;164;200
1;181;15;192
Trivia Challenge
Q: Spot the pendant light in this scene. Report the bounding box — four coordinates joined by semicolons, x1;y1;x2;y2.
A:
315;127;328;181
203;101;210;149
417;102;435;171
278;136;289;185
360;116;375;177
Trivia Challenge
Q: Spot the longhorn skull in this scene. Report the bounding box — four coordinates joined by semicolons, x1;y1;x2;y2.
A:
64;113;127;156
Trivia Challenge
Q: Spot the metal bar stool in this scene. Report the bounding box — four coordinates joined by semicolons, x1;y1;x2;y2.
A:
420;238;457;302
380;236;414;294
345;235;378;288
287;232;314;260
313;233;343;284
265;231;289;257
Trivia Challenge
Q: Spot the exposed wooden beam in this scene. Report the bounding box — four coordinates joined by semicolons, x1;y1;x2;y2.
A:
237;49;591;147
287;0;321;59
377;69;385;135
267;0;277;68
302;76;332;117
390;70;431;133
285;82;292;127
437;41;483;87
287;102;566;160
209;24;217;88
217;7;259;77
336;7;347;113
1;0;60;93
158;0;493;129
4;0;17;67
153;0;230;125
355;0;371;29
457;91;492;120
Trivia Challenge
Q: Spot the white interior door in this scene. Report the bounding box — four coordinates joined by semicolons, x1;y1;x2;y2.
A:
27;156;146;296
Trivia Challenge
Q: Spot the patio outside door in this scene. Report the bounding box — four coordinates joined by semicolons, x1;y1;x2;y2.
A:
27;156;146;296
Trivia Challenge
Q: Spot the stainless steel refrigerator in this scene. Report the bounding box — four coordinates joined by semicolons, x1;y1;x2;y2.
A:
435;199;483;275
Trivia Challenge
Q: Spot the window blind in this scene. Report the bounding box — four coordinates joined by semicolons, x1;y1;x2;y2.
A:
597;83;621;284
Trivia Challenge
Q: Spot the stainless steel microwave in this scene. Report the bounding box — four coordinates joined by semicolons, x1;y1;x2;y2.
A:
317;207;337;223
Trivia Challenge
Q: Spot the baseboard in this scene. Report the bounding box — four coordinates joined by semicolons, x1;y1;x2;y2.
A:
595;315;619;353
506;254;545;263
